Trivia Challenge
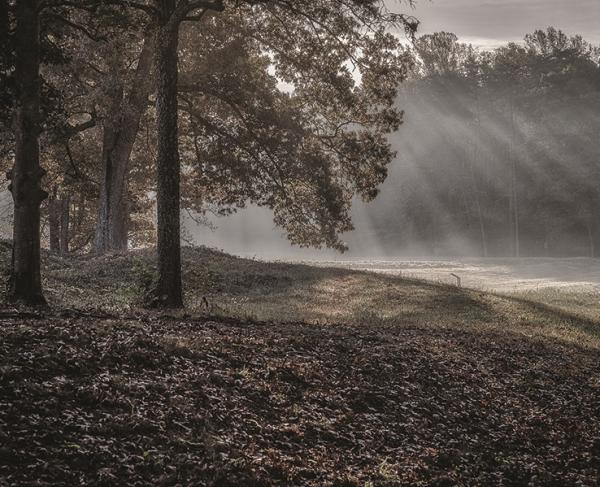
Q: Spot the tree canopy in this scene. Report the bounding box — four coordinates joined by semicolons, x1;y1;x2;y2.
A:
1;0;418;305
356;28;600;257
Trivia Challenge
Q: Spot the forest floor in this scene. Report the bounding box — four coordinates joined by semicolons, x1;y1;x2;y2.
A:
1;244;599;486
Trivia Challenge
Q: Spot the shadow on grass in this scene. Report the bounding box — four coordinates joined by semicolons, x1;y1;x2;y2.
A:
493;292;600;343
3;243;599;348
347;276;496;326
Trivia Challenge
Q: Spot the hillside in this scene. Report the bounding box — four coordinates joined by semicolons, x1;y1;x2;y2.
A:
1;246;599;485
1;243;599;349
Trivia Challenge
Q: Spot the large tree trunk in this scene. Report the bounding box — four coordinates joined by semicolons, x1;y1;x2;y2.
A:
0;1;8;54
7;0;47;305
149;10;183;308
95;33;154;254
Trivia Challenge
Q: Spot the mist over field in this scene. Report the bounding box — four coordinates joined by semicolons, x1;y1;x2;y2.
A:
189;23;600;272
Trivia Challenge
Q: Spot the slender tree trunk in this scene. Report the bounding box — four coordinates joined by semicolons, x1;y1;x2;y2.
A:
509;95;520;258
149;11;183;308
473;95;488;258
48;188;61;254
75;191;85;233
49;189;71;256
95;33;154;254
7;0;47;305
587;223;595;259
468;142;487;258
59;193;70;255
473;180;487;258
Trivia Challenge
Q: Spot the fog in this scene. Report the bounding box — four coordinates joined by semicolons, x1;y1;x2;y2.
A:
187;26;600;266
181;1;600;263
185;201;394;260
405;0;600;48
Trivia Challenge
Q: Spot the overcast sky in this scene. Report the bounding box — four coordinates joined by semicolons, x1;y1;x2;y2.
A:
394;0;600;48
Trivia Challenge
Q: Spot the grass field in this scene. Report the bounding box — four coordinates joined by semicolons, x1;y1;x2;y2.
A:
4;245;596;350
1;245;599;485
305;257;600;321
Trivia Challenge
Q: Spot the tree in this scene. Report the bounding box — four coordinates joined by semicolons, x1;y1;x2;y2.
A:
359;28;600;258
3;1;118;299
0;1;12;140
7;0;48;305
115;0;417;308
95;28;155;254
22;5;152;255
4;0;415;306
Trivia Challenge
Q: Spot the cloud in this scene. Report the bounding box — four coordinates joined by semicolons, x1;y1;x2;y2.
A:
391;0;600;48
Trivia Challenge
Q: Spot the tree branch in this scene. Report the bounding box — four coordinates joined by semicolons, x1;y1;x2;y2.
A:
65;110;97;137
173;0;224;24
44;12;107;42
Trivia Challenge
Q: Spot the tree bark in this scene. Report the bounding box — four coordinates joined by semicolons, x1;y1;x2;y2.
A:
48;188;61;255
49;189;72;256
95;33;154;254
7;0;47;305
0;1;8;53
73;191;86;241
149;8;183;308
59;193;70;255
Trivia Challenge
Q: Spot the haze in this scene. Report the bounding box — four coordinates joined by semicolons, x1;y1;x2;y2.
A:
188;1;600;266
409;0;600;48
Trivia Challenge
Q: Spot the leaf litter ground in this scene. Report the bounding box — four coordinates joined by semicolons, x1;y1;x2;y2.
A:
1;311;599;486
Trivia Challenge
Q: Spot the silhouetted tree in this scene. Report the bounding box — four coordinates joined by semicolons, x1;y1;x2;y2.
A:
7;0;47;305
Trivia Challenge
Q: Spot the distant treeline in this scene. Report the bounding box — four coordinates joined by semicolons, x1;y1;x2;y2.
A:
362;29;600;258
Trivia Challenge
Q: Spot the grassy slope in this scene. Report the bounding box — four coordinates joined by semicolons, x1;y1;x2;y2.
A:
1;243;598;350
505;285;600;324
